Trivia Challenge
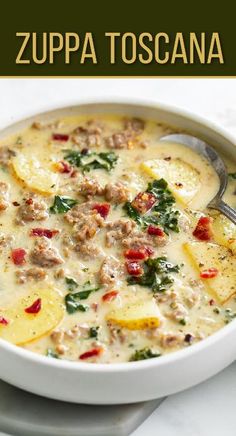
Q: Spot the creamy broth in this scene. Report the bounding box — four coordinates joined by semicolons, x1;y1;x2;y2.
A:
0;115;235;363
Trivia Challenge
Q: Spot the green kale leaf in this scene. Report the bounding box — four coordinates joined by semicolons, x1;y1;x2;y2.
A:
64;150;118;173
46;348;59;359
65;281;100;314
65;277;78;292
130;348;161;361
127;256;180;293
49;196;77;214
123;178;179;234
65;294;89;314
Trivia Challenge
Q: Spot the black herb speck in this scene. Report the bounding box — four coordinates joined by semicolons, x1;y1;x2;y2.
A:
89;326;99;338
179;318;187;326
184;334;193;344
224;308;236;324
213;307;220;314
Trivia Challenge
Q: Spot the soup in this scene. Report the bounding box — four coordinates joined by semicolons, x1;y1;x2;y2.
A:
0;114;235;363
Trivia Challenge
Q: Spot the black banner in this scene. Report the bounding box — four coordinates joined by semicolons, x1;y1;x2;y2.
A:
0;1;234;76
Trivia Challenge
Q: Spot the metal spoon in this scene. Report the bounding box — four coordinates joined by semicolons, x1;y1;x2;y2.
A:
160;133;236;225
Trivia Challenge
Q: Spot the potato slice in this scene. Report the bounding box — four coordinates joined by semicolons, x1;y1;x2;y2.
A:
212;214;236;254
184;242;236;303
141;158;200;205
106;299;161;330
0;287;64;345
12;150;58;195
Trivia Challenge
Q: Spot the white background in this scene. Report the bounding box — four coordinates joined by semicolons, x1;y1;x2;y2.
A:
0;78;236;436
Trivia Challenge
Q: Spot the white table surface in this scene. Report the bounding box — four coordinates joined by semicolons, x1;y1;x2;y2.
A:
0;78;235;436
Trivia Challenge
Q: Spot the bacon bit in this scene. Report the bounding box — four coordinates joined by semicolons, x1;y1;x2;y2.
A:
145;246;155;256
70;168;78;178
126;261;143;276
209;299;215;306
79;347;103;360
25;298;42;314
25;198;33;205
57;161;72;174
52;133;69;142
102;290;119;302
147;225;165;237
92;203;110;219
74;126;87;134
131;192;156;214
12;201;20;207
11;248;26;265
124;247;153;260
0;316;9;326
193;217;213;241
200;268;219;279
30;228;59;239
91;303;98;312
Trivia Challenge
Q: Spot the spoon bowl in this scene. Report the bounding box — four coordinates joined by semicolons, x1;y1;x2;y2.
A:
161;133;236;224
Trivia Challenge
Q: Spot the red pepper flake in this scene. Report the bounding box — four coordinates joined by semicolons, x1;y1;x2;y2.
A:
57;161;72;174
25;198;33;205
200;268;218;279
192;217;213;241
11;248;26;265
147;225;165;237
131;192;156;214
30;228;59;239
124;247;153;260
102;290;119;302
52;133;69;142
209;299;215;306
92;203;110;219
124;249;146;260
126;261;143;276
25;298;41;314
0;316;9;326
79;347;103;360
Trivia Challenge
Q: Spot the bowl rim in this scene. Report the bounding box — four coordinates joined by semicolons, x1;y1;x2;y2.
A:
0;98;235;373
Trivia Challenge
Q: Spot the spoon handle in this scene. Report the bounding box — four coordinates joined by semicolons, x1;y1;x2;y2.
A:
212;200;236;225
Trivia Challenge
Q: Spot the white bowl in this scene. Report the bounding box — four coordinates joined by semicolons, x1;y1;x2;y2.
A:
0;101;235;404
